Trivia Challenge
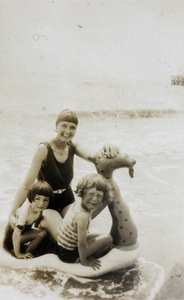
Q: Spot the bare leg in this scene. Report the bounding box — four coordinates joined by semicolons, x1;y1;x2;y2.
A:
39;209;63;242
86;234;113;258
20;229;47;254
60;204;72;218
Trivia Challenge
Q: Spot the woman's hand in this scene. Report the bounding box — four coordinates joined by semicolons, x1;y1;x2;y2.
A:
100;144;120;158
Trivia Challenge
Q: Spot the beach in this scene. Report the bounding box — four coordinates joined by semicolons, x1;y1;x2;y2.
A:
1;0;184;298
0;80;184;299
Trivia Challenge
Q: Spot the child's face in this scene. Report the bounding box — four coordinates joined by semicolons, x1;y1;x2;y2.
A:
56;121;77;143
31;194;49;212
82;187;104;212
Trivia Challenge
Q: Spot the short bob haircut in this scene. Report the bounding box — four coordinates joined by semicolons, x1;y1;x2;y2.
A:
27;180;54;203
56;109;79;127
75;173;113;204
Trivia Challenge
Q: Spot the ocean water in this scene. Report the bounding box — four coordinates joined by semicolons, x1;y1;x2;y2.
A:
0;82;184;299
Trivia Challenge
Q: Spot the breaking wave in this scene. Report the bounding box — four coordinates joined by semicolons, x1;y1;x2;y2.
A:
77;109;180;120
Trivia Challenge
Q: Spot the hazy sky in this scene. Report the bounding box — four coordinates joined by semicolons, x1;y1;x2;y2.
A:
1;0;184;112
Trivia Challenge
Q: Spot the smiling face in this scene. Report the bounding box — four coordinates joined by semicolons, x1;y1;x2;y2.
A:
31;194;50;212
82;187;104;212
56;121;77;143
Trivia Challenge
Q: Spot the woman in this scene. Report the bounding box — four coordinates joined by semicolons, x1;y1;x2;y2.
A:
9;109;118;228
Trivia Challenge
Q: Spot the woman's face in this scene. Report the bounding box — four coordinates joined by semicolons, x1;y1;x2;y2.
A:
56;121;77;142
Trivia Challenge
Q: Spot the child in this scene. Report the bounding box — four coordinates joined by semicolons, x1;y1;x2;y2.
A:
3;180;54;259
57;174;113;269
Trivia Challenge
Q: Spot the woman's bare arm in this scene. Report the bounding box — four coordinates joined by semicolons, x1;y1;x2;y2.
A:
9;144;48;217
74;142;120;162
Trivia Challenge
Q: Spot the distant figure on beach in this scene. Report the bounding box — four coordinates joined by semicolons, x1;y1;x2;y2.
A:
57;174;113;269
3;181;54;259
8;109;118;226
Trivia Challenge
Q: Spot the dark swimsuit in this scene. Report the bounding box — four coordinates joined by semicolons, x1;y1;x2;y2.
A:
37;142;76;213
3;222;38;254
4;142;76;255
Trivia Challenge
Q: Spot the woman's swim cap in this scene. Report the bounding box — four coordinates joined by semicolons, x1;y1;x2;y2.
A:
56;109;79;126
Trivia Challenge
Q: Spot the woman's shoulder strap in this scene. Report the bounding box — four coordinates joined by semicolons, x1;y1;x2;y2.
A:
68;141;76;154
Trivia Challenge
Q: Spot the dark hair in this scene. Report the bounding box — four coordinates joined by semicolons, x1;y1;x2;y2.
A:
56;109;79;127
27;181;54;203
75;174;113;203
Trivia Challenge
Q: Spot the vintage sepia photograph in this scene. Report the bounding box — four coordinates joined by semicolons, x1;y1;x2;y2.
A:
0;0;184;299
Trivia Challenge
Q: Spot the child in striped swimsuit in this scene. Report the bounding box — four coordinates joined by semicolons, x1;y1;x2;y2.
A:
57;174;113;270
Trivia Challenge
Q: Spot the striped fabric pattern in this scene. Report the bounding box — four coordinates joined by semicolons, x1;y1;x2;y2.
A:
57;203;89;250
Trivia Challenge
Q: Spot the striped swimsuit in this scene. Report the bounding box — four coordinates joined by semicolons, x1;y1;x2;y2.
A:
57;202;90;250
57;202;91;263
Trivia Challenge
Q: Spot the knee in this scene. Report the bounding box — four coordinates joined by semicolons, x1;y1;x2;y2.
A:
39;218;46;230
108;234;113;245
37;229;47;240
